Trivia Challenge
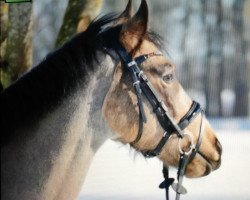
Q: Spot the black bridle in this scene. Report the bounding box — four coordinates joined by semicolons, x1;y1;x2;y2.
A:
111;41;205;200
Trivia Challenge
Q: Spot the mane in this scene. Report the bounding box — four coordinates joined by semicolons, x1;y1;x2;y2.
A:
0;13;119;146
0;13;165;146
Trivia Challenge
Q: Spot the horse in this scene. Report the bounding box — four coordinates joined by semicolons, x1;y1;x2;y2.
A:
0;1;222;200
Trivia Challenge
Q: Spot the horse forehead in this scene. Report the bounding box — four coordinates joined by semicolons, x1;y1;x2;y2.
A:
135;40;172;66
135;40;159;55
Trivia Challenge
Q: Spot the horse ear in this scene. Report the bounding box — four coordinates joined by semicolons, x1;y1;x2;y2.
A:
119;0;148;52
119;0;133;19
113;0;133;26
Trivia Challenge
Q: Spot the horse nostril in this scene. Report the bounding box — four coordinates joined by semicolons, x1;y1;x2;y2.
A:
204;164;212;176
216;139;222;156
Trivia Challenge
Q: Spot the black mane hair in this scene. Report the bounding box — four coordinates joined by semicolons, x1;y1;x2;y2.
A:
0;14;120;146
0;12;165;146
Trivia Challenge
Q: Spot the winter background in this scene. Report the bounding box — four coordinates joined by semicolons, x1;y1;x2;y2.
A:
79;127;250;200
13;0;250;199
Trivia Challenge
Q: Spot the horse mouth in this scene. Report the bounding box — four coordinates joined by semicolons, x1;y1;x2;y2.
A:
198;150;221;174
185;144;222;177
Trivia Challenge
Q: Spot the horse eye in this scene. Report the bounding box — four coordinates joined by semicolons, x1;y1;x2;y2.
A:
163;74;174;82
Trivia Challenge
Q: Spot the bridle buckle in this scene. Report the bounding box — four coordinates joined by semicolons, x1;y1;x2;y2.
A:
178;133;195;156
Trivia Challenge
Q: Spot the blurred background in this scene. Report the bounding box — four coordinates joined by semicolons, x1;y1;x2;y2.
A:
105;0;250;120
1;0;250;199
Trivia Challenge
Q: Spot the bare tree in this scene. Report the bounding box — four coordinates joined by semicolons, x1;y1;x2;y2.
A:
203;0;223;117
0;2;32;88
0;0;103;89
55;0;103;48
233;0;248;116
244;0;250;115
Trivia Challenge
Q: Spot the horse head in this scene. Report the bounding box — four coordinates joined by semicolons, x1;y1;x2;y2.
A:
103;0;222;178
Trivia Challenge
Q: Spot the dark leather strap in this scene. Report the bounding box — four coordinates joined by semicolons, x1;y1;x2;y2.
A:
159;166;175;200
142;101;202;158
187;110;205;163
143;132;172;157
178;101;202;130
114;42;148;123
139;76;184;137
130;112;144;145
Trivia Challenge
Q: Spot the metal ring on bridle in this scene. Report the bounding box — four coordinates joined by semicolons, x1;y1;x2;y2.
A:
178;133;195;155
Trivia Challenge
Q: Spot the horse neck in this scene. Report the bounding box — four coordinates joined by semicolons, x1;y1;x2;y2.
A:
1;54;116;200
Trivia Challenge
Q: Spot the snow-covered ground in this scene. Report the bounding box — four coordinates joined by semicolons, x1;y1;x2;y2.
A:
80;129;250;200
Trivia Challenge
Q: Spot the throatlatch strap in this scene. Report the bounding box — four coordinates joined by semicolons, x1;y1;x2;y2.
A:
130;112;144;145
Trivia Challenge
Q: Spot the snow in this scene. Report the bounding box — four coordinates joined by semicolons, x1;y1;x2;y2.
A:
79;129;250;200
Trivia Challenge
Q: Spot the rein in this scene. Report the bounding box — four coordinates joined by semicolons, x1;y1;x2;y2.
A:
111;41;205;200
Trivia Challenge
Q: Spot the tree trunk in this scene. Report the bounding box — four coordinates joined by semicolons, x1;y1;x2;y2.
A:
0;2;32;88
244;0;250;116
55;0;103;48
233;0;248;116
203;0;223;117
0;2;8;44
0;2;8;91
